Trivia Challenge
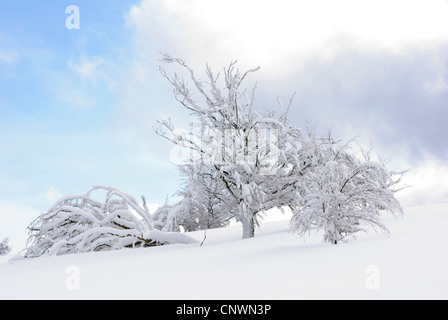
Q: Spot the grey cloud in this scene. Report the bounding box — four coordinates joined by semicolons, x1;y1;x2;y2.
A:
255;45;448;165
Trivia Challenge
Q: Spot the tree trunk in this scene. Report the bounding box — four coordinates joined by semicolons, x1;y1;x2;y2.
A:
241;214;255;239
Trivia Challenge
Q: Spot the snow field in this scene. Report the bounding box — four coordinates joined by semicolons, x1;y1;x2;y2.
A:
0;203;447;299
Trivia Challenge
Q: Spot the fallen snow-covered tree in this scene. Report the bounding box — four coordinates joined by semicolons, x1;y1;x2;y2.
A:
20;186;197;258
0;237;11;256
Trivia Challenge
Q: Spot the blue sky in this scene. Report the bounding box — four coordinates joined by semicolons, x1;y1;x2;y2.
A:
0;1;178;202
1;0;448;250
0;1;181;248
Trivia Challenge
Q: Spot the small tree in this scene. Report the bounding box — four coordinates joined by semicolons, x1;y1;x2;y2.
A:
290;133;407;244
0;237;11;256
153;163;233;232
20;185;197;258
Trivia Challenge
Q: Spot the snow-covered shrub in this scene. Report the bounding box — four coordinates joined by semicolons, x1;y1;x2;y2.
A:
152;200;193;232
153;164;232;232
0;237;11;256
21;186;197;258
290;134;406;244
152;194;229;233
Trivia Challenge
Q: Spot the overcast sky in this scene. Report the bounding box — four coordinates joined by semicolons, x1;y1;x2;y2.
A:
1;0;448;249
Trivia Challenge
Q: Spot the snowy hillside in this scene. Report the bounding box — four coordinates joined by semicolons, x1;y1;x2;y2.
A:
1;204;447;300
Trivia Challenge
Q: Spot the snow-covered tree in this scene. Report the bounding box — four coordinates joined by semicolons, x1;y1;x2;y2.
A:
20;186;197;258
0;237;11;256
156;55;309;238
153;163;232;232
156;54;407;241
290;132;407;244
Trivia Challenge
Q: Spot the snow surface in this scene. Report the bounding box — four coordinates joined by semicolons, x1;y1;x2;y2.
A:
0;203;447;299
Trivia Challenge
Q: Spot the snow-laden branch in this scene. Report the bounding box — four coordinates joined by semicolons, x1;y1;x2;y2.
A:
0;237;11;256
18;186;197;258
290;136;405;244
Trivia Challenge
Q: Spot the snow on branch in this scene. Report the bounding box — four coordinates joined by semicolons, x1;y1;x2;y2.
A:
0;237;11;256
18;186;197;258
290;135;406;245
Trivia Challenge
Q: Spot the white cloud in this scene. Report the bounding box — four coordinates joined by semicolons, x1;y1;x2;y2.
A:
397;159;448;206
58;86;97;109
0;32;19;65
45;186;63;204
0;50;17;65
68;55;105;82
49;55;106;110
128;0;448;76
122;0;448;209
